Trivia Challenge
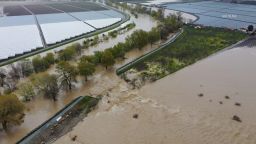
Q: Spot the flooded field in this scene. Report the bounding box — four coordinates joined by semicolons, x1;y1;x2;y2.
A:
55;38;256;144
0;12;157;144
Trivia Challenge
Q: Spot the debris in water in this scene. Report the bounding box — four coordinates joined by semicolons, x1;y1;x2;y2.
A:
71;135;77;141
232;115;242;122
133;114;139;119
198;93;204;97
219;101;223;104
235;102;241;106
209;99;212;102
225;95;230;99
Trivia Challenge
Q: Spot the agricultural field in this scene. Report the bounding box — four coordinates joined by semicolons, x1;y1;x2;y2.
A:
49;2;123;29
0;15;43;60
68;2;108;11
4;5;31;16
0;1;124;62
24;4;61;14
121;25;247;81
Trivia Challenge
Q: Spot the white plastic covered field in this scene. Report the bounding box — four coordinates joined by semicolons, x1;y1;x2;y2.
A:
0;25;43;59
70;10;122;29
40;21;95;44
0;4;124;60
0;16;42;60
36;13;96;45
86;18;121;29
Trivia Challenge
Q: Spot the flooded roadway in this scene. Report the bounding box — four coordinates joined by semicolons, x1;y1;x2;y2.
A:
55;38;256;144
0;12;157;144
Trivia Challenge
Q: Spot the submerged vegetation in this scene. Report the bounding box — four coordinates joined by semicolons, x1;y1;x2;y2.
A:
108;22;136;38
0;94;25;131
121;25;247;83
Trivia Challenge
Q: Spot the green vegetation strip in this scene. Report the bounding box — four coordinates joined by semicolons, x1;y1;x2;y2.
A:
17;96;99;144
0;7;130;67
116;29;184;75
117;25;247;77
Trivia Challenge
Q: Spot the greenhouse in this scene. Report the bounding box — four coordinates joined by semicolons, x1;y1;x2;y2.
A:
0;2;124;61
164;1;256;29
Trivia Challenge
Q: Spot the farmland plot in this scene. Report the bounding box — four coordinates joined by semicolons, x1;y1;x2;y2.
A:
0;15;43;60
0;2;124;61
48;3;122;29
37;13;95;45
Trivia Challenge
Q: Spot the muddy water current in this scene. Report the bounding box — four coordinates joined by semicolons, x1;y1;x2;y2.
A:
55;39;256;144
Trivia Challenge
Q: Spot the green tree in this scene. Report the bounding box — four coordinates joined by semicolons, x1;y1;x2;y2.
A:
126;30;148;50
18;82;35;102
83;39;90;49
72;43;83;56
0;94;25;131
111;43;125;58
91;35;99;46
80;55;96;64
94;51;103;64
163;14;182;33
3;76;17;93
19;59;34;77
156;8;165;20
108;30;118;38
56;61;78;91
9;64;22;81
148;27;161;47
101;50;115;69
0;69;7;87
58;47;76;61
31;73;59;101
32;56;47;73
151;10;158;18
159;26;169;40
43;53;55;66
78;59;95;81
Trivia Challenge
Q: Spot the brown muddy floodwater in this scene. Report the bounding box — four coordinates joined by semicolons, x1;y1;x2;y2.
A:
0;13;157;144
55;42;256;144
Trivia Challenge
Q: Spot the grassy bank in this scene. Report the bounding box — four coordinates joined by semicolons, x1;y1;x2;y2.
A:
116;29;183;75
121;25;247;82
